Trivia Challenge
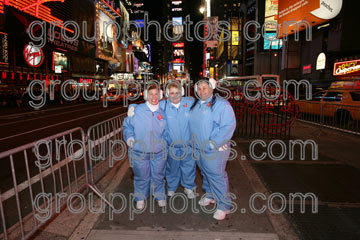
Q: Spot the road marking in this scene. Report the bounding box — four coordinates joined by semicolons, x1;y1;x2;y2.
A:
0;107;123;141
0;104;112;127
0;102;101;120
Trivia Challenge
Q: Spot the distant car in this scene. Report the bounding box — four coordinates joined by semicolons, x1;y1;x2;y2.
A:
127;88;143;101
296;89;360;123
101;89;127;104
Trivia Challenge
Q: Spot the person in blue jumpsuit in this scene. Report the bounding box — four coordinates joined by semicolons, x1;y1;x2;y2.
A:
189;79;236;220
128;81;197;199
123;85;168;210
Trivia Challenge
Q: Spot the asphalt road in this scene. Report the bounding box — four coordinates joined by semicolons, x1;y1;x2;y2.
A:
0;102;132;153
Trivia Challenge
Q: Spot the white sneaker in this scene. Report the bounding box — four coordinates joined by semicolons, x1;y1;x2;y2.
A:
136;200;145;210
198;197;216;206
213;209;229;220
167;191;175;197
184;188;196;199
158;200;166;207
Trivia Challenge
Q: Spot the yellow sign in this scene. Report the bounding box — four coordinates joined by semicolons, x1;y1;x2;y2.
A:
232;31;239;46
217;29;225;58
210;67;215;78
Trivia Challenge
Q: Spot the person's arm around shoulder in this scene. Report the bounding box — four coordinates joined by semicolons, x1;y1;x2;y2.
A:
127;103;138;117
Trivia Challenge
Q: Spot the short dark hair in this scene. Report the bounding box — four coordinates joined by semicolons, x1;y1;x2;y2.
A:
147;84;159;92
167;82;181;90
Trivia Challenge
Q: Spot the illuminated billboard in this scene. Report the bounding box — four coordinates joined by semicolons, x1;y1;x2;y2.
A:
171;1;182;6
96;6;118;62
172;17;183;35
173;42;184;48
264;0;278;31
334;60;360;77
263;32;283;49
53;52;68;72
278;0;343;37
173;49;184;57
232;31;239;46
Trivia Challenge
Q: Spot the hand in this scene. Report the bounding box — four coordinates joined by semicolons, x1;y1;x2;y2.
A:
128;106;135;117
218;144;228;152
127;137;135;148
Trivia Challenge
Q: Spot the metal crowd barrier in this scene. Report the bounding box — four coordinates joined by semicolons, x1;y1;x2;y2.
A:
229;90;298;138
297;101;360;135
86;113;127;185
0;113;128;240
0;128;88;240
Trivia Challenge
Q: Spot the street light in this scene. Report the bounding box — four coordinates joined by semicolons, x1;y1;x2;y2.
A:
199;7;205;14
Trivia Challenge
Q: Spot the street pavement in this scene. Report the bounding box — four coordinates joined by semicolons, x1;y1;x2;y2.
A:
0;102;130;153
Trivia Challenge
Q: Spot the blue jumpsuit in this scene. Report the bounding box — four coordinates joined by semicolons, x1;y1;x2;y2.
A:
189;96;236;211
159;97;196;192
123;103;168;201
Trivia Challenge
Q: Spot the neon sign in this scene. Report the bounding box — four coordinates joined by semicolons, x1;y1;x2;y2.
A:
24;44;44;67
334;60;360;76
1;0;71;32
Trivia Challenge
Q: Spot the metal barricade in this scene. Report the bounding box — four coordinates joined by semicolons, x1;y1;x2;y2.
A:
0;128;88;240
230;90;297;138
297;101;360;135
86;113;128;185
0;113;129;239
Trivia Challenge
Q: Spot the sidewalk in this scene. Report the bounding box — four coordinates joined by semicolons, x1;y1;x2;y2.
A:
34;141;281;240
33;120;360;240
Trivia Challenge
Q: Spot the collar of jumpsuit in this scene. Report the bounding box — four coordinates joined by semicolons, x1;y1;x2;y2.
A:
171;102;181;109
200;95;213;105
146;101;159;112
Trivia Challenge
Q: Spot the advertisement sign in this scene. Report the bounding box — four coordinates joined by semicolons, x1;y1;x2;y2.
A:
217;29;225;58
207;17;218;48
316;52;326;70
53;52;68;72
172;17;183;35
24;44;44;67
333;60;360;76
232;31;239;46
264;0;278;31
302;64;311;74
2;0;68;30
173;42;184;48
0;32;8;65
278;0;343;37
135;19;145;28
263;32;283;49
55;66;62;74
97;7;117;62
173;63;184;73
210;67;215;78
173;49;184;57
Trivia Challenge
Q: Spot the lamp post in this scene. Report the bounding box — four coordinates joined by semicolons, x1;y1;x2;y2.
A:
199;7;205;14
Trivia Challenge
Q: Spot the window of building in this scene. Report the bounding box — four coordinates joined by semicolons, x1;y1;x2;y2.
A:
323;92;343;102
